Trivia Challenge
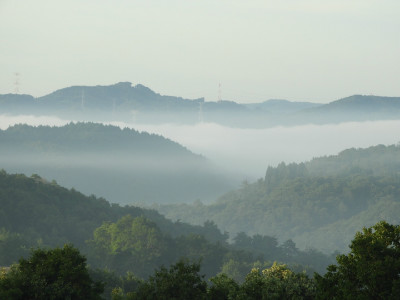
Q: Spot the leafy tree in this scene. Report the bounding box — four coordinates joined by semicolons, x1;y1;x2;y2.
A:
108;272;143;300
0;244;103;299
0;229;29;266
89;215;169;277
87;268;143;300
93;215;166;260
219;259;256;283
279;239;299;260
315;221;400;299
233;232;279;260
261;263;315;299
237;263;315;299
175;234;227;278
208;273;239;300
134;259;207;300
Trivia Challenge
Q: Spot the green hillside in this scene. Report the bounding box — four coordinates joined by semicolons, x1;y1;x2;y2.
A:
0;170;332;281
157;144;400;253
0;169;226;251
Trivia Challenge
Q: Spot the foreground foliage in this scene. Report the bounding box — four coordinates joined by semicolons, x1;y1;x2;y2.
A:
108;221;400;299
1;221;400;299
112;260;315;300
315;221;400;299
0;244;104;300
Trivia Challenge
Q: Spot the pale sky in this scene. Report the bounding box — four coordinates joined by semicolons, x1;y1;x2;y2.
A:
1;0;400;103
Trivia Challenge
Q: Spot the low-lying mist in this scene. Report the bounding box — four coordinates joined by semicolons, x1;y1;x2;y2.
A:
0;114;69;129
1;114;399;181
118;120;400;180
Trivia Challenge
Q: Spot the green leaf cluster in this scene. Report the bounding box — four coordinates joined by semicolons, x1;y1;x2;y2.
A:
315;221;400;299
0;244;103;300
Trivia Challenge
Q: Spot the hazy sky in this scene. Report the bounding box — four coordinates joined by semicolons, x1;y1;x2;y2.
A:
1;0;400;103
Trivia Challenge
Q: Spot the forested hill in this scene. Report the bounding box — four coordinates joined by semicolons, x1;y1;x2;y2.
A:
0;170;333;280
0;123;233;204
0;170;227;275
305;143;400;176
2;82;400;127
0;122;197;158
157;143;400;253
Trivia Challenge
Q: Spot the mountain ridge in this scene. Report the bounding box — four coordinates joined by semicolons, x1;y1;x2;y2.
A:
1;82;400;127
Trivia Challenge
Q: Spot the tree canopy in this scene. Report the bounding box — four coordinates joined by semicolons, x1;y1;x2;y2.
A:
0;244;104;300
315;221;400;299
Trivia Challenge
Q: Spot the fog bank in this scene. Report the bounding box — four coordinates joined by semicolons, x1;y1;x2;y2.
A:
0;114;70;129
124;121;400;179
1;114;399;180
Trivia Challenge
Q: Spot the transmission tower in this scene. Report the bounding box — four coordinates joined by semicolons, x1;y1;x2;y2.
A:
14;72;20;94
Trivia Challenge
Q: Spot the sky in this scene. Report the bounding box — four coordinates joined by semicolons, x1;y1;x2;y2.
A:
1;0;400;103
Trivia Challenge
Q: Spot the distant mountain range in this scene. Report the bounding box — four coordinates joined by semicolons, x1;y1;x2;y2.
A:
1;82;400;127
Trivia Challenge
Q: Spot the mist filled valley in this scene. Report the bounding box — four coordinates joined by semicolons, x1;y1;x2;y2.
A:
3;0;400;296
1;85;400;299
1;113;399;180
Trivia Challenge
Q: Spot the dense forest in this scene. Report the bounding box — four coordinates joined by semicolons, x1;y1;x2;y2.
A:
2;221;399;299
0;170;334;282
157;144;400;253
0;122;233;204
0;110;398;298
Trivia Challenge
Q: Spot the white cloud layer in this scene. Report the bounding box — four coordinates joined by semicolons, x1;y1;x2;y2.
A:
1;114;399;179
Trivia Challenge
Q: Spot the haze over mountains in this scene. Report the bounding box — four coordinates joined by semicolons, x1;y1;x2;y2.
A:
0;123;232;204
1;82;399;256
1;82;400;128
157;144;400;254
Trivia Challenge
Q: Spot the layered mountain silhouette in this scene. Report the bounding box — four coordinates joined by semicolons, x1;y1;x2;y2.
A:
0;123;233;204
1;82;400;127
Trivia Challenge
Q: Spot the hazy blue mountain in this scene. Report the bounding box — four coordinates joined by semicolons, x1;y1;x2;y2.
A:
37;82;202;112
0;123;233;204
320;94;400;112
0;94;37;114
298;95;400;123
244;99;321;114
1;83;400;127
